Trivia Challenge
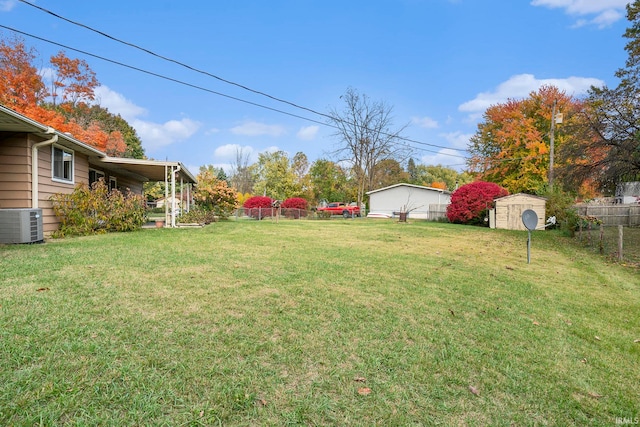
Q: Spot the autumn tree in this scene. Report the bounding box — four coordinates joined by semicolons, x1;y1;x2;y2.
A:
308;159;348;205
446;181;508;225
251;151;300;200
468;85;583;194
199;164;228;182
369;158;409;189
49;51;98;107
0;35;46;109
57;104;144;158
0;36;128;157
193;169;238;219
411;164;473;191
328;87;410;208
292;152;313;200
229;146;254;194
564;1;640;193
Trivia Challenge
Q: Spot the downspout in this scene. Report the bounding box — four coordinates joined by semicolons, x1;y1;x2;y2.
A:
31;127;58;208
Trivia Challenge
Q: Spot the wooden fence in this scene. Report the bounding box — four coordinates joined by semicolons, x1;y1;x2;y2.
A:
574;205;640;227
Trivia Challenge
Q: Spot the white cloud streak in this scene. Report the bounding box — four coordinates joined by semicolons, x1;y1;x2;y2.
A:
296;125;319;140
530;0;630;28
230;121;286;137
0;0;17;12
94;85;200;151
459;73;604;115
411;116;439;129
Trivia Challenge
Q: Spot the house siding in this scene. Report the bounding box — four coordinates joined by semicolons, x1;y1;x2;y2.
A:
0;133;31;209
36;144;90;234
368;184;451;220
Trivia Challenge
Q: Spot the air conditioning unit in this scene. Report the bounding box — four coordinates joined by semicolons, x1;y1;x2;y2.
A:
0;208;44;244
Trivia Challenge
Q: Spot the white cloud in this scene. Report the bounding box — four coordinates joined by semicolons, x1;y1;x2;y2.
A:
260;146;281;154
230;121;286;137
213;144;255;162
459;73;604;114
420;148;467;170
531;0;629;28
440;131;472;149
132;118;201;150
92;85;200;151
94;86;147;121
411;116;439;129
296;125;319;140
0;0;17;12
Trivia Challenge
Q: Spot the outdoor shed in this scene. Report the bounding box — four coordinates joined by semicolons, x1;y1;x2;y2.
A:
366;183;451;220
490;193;547;231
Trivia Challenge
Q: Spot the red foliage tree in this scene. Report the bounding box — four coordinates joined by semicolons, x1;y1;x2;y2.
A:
281;197;308;210
243;196;274;220
446;181;509;225
281;197;308;219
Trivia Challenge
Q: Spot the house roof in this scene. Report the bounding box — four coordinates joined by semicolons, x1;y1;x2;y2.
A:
0;104;105;157
0;104;196;184
366;182;451;195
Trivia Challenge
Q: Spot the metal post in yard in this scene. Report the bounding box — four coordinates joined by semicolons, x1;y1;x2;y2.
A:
618;225;624;262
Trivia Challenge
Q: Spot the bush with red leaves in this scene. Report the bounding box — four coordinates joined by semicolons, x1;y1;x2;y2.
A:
243;196;274;220
281;197;308;219
446;181;508;225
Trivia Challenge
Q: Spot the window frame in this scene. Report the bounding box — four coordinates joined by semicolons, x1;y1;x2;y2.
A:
89;168;106;186
51;145;74;184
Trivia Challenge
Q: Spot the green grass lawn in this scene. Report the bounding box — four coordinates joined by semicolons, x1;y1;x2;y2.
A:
1;219;638;426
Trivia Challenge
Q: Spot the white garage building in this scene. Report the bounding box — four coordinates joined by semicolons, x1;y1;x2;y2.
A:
366;183;451;220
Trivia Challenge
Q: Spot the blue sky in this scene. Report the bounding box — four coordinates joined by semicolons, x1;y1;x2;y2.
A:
0;0;633;175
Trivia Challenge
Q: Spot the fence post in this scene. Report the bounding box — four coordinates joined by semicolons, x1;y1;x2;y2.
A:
618;225;624;262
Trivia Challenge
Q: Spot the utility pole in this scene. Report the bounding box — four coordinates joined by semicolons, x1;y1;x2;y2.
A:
549;99;557;191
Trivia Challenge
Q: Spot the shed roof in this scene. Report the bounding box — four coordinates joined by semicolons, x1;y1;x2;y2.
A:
494;193;547;202
366;182;451;195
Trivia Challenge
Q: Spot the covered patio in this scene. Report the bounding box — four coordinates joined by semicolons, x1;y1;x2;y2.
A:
99;157;197;228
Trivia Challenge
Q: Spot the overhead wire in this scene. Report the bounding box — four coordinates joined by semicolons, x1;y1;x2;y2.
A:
15;0;469;156
2;22;545;167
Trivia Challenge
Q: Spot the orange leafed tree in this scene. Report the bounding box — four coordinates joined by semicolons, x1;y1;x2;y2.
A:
0;36;126;156
49;51;99;106
467;85;585;194
0;36;46;109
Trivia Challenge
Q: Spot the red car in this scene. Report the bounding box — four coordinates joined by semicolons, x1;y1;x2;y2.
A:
317;202;361;218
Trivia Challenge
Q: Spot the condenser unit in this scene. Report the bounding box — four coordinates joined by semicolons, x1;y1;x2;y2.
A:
0;208;44;244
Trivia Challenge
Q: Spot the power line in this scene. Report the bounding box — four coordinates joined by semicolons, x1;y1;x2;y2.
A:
15;0;468;154
0;25;330;128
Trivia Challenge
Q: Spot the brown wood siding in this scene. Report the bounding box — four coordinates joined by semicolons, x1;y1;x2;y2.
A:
0;133;31;209
495;195;546;231
37;144;91;234
114;175;144;195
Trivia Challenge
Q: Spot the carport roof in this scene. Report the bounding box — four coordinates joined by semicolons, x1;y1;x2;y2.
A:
100;157;197;183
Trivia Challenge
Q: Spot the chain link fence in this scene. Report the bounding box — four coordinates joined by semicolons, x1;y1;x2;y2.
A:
574;223;640;267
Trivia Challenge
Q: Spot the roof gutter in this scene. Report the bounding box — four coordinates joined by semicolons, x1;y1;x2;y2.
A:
32;127;58;208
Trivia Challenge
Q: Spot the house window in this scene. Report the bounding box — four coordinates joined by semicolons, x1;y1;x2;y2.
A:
89;169;105;186
109;177;117;191
52;146;74;183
